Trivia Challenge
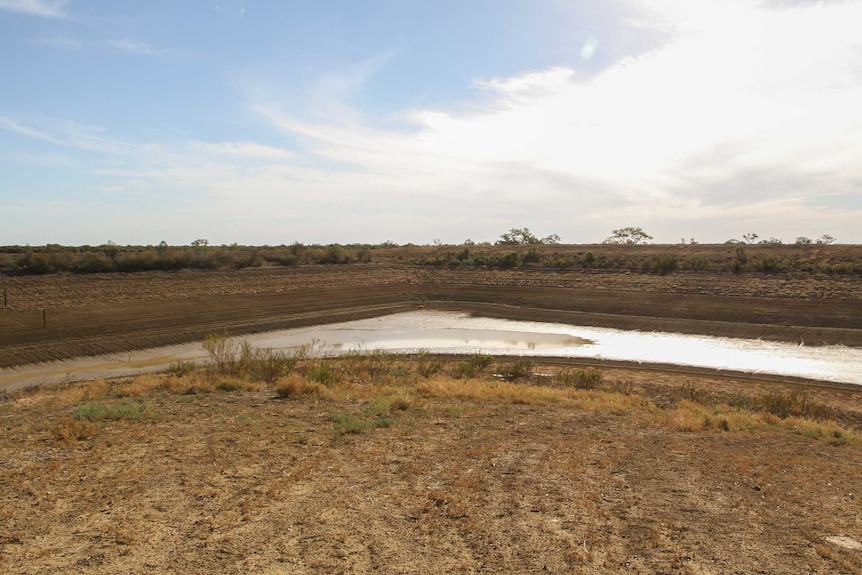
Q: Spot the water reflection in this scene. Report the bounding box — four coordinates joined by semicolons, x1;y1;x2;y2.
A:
2;310;861;389
261;311;860;385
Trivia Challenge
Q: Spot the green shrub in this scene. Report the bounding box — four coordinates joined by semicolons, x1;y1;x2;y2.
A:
755;256;784;273
250;347;298;384
415;351;443;378
497;359;534;381
202;333;240;376
216;381;242;392
686;256;708;270
306;363;339;385
758;391;829;420
733;246;748;271
450;353;494;379
522;247;541;264
653;256;678;275
498;252;521;269
556;368;603;389
167;360;197;377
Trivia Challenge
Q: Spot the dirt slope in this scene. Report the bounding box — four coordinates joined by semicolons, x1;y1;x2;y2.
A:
2;265;861;368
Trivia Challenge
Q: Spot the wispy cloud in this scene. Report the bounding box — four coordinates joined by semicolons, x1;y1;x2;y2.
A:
0;0;67;17
102;37;188;58
106;37;155;56
0;115;144;155
0;116;64;145
32;34;184;57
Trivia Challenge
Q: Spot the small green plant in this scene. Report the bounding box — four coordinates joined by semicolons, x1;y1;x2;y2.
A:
556;368;603;389
327;410;393;437
497;359;534;381
415;350;443;378
450;353;494;379
72;400;156;421
216;381;242;392
167;360;197;377
758;391;829;420
72;401;109;421
250;347;298;384
306;363;339;385
202;333;240;376
342;348;395;383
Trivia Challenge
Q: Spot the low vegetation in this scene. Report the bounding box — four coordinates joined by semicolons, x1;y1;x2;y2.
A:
2;232;860;277
9;337;858;447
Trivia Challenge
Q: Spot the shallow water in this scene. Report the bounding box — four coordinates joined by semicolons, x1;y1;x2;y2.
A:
2;310;861;390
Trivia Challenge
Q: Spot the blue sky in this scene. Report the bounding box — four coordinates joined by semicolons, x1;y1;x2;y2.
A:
1;0;861;246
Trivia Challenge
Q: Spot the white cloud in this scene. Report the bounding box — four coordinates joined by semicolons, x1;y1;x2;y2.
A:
246;0;862;242
0;0;66;17
0;116;64;145
5;0;861;244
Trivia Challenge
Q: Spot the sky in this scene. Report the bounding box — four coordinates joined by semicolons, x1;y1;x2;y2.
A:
1;0;861;246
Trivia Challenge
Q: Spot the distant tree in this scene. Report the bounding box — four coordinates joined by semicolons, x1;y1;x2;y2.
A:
742;233;759;244
191;239;209;247
759;237;783;245
463;238;475;246
816;234;836;245
497;228;541;245
795;236;813;244
603;227;653;245
541;233;561;245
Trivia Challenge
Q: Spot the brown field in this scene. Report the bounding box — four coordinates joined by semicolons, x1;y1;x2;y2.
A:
2;244;862;574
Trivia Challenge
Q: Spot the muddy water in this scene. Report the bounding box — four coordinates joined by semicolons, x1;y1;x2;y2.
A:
2;310;861;391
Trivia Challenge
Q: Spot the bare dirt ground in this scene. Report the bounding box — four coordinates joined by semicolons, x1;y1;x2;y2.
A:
1;367;862;574
2;258;862;573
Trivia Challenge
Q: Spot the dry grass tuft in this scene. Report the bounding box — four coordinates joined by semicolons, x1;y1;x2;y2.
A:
50;417;95;443
275;374;330;399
